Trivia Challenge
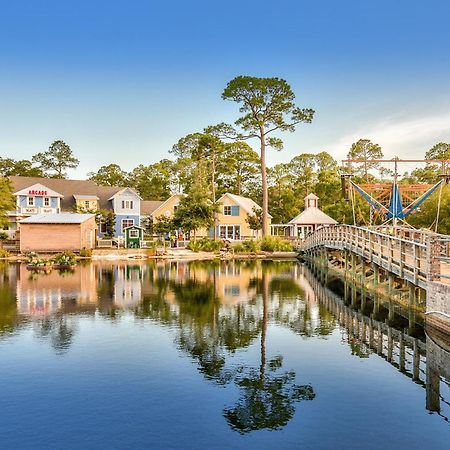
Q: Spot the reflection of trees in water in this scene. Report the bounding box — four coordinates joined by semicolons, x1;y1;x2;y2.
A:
0;286;22;335
137;264;316;432
34;316;76;355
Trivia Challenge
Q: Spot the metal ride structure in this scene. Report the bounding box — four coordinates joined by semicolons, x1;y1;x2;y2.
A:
340;158;450;230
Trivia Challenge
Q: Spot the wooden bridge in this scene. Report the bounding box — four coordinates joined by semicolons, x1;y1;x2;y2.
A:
299;225;450;333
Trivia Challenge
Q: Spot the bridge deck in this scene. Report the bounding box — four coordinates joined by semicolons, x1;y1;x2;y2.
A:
300;225;450;290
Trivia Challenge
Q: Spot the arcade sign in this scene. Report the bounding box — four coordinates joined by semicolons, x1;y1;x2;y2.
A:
28;190;48;196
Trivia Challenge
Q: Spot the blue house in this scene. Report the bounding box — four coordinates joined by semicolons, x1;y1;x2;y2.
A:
107;188;142;238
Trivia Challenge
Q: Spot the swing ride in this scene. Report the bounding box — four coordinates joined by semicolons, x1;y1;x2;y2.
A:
340;158;450;230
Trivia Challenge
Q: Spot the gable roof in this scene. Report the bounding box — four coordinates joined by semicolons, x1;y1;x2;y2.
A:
20;213;95;224
151;194;183;217
9;176;123;211
289;207;337;225
14;183;64;198
108;187;142;200
141;200;165;215
219;193;273;218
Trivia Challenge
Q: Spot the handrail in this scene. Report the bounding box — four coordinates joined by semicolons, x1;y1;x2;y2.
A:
300;225;450;288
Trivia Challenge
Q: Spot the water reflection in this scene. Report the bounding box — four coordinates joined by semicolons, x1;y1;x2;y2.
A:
0;259;449;431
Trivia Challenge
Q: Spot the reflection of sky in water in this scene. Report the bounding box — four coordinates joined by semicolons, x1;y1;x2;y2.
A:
0;260;449;450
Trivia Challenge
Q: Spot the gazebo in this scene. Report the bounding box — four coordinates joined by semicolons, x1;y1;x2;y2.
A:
287;193;337;240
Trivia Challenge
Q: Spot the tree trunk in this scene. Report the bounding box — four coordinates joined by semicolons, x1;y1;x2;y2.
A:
212;151;218;240
260;127;269;237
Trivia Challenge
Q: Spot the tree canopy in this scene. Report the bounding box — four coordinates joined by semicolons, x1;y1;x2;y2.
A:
32;140;79;178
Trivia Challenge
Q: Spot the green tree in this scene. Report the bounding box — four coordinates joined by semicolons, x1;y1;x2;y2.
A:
217;142;260;196
88;164;129;187
129;161;173;200
346;139;383;182
246;206;263;232
32;140;79;178
153;215;176;236
411;142;450;183
0;177;15;228
95;209;116;238
222;76;314;236
173;162;217;238
0;158;44;177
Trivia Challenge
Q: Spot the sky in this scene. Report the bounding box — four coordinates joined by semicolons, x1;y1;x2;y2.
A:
1;0;450;178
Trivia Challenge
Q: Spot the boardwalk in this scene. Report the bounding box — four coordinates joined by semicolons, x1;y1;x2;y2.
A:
300;225;450;333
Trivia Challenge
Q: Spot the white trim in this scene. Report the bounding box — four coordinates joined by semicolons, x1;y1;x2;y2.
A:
121;218;135;232
43;197;50;207
223;205;232;216
27;196;35;207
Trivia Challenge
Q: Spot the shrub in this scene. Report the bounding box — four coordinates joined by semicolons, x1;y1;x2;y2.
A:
0;231;8;240
187;238;224;252
53;251;77;266
0;249;10;258
233;243;245;253
259;236;293;252
79;248;92;258
242;239;259;253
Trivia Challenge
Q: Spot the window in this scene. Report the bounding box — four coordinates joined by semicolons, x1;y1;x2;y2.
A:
43;197;50;207
223;205;239;216
224;285;240;297
27;197;35;207
122;200;134;209
84;200;90;210
100;222;108;234
219;225;241;240
122;219;134;232
129;229;139;238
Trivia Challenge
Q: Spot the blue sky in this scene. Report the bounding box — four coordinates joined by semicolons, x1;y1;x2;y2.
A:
1;0;449;177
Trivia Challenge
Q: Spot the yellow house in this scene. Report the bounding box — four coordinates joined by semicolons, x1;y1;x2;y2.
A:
148;193;268;241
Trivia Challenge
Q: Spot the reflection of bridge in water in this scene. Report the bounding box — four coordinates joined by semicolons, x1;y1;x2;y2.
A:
300;264;450;422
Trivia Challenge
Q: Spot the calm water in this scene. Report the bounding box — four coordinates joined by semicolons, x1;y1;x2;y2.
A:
0;260;449;450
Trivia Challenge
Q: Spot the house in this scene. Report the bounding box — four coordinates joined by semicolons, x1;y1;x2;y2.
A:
19;213;97;253
8;176;142;239
213;193;270;240
147;192;268;241
286;193;337;239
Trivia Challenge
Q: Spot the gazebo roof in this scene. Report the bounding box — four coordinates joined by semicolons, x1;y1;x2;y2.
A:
288;207;337;226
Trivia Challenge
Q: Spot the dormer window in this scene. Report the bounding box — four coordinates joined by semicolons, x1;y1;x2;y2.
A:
84;201;90;210
43;197;50;207
27;197;35;207
122;200;134;209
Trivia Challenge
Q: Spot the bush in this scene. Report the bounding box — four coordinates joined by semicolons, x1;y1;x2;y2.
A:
53;251;77;266
233;243;245;253
187;237;224;252
259;236;293;252
0;231;8;240
242;239;259;253
0;249;10;258
79;248;92;258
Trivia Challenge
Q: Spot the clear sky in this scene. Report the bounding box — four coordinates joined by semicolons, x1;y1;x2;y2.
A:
1;0;449;178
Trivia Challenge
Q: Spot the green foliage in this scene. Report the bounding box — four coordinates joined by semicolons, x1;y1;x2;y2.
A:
233;243;245;253
129;161;173;200
0;177;15;229
259;236;293;252
79;248;92;258
242;239;259;253
246;207;263;231
32;140;79;178
0;231;8;240
187;237;224;252
87;163;129;187
53;251;77;266
346;139;383;181
0;249;10;258
153;215;176;235
0;157;44;177
173;162;217;235
95;210;116;238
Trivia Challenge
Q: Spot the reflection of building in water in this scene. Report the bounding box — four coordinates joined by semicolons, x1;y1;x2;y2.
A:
304;265;450;422
112;264;144;309
16;264;98;315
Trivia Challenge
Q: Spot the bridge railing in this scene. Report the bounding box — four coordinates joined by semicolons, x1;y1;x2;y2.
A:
300;224;450;289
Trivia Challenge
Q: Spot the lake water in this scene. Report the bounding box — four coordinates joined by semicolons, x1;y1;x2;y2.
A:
0;260;449;449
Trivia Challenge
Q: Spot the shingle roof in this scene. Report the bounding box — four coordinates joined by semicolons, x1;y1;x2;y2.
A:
20;213;95;224
289;207;338;225
220;193;272;218
141;200;165;215
9;176;123;211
